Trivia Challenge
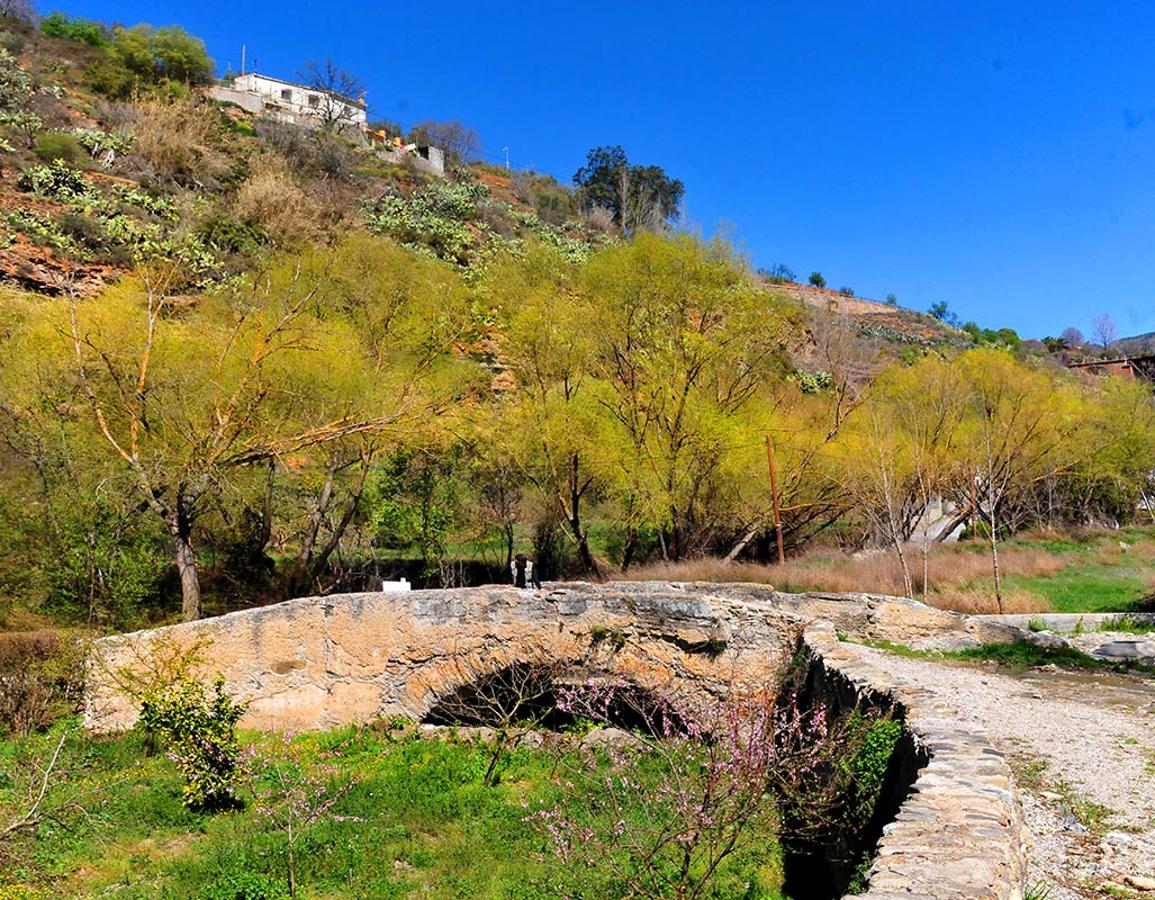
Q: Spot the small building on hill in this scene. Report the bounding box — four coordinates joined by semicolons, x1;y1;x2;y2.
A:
1065;355;1155;383
210;72;368;129
209;72;445;176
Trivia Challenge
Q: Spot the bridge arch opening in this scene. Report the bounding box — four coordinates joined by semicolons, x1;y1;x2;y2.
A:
421;660;698;737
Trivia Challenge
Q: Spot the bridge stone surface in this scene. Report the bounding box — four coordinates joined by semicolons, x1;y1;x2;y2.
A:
84;582;1014;732
85;582;1028;899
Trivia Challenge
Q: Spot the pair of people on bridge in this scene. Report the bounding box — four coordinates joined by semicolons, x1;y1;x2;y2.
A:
510;553;541;589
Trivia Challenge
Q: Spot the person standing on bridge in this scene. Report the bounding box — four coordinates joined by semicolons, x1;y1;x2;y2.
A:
511;553;541;589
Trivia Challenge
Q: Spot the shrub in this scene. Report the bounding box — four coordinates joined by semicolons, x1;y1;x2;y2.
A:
809;271;826;288
796;369;834;394
17;159;93;201
838;286;855;297
197;214;262;255
83;57;137;100
71;127;133;158
0;46;32;114
252;120;358;181
138;674;247;810
5;208;85;256
511;171;574;226
0;29;26;53
232;155;318;246
126;98;227;186
0;630;84;735
32;131;85;164
201;871;288;900
40;12;109;47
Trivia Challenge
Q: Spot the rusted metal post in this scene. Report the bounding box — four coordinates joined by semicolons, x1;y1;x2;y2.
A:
766;434;785;565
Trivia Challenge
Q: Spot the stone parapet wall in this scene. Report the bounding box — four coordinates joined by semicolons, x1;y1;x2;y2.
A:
804;622;1027;900
88;582;803;732
85;582;1021;733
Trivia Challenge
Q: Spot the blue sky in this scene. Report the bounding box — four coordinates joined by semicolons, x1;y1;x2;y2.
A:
53;0;1155;338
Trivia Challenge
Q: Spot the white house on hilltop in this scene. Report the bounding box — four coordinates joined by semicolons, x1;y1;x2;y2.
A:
209;70;445;176
210;72;368;129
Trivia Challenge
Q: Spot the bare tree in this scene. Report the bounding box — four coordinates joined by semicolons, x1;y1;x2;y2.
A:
424;650;561;786
1091;313;1117;352
408;119;481;165
0;0;36;23
245;733;359;899
0;729;121;856
297;59;366;132
1060;326;1084;347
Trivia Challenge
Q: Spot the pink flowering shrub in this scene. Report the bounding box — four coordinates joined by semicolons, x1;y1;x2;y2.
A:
243;733;359;899
525;680;898;898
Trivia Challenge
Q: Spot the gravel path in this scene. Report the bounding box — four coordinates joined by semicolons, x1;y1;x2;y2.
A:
852;646;1155;898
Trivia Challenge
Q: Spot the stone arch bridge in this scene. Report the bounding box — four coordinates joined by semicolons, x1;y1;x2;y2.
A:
85;581;1002;733
85;582;1029;900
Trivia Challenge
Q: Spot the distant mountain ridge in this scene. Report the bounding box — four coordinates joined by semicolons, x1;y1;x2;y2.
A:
1112;331;1155;355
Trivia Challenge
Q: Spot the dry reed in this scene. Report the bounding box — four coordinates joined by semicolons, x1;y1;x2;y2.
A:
624;540;1072;614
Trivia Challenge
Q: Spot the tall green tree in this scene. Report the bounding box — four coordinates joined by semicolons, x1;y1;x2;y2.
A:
573;145;685;232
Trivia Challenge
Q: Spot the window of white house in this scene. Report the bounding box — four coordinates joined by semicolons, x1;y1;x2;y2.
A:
280;89;292;101
308;95;320;108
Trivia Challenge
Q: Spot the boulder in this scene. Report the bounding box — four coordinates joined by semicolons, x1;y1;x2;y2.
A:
1022;630;1073;651
1091;640;1155;660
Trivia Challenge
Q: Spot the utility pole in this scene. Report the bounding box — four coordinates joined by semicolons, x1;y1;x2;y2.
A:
241;44;246;76
502;146;510;171
766;434;785;564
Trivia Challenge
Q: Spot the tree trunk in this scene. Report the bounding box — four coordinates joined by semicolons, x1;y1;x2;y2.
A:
501;522;514;570
621;526;638;572
171;514;201;622
988;497;1004;613
565;454;600;577
299;459;338;570
575;525;598;576
310;458;370;579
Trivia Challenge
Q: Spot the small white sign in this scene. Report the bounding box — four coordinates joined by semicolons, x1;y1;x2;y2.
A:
381;578;411;593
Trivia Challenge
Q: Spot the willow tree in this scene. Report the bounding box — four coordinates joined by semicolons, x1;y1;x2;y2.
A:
1058;375;1155;526
582;233;800;561
481;245;605;574
277;236;479;594
9;255;439;621
833;403;919;596
863;356;968;596
951;350;1081;610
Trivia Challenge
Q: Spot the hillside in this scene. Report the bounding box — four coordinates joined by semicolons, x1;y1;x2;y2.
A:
1113;331;1155;356
766;279;963;346
0;16;608;300
0;13;966;358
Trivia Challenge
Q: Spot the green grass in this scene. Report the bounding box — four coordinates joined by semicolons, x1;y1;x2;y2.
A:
1003;566;1150;614
848;637;1155;675
1097;615;1155;634
0;723;785;899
